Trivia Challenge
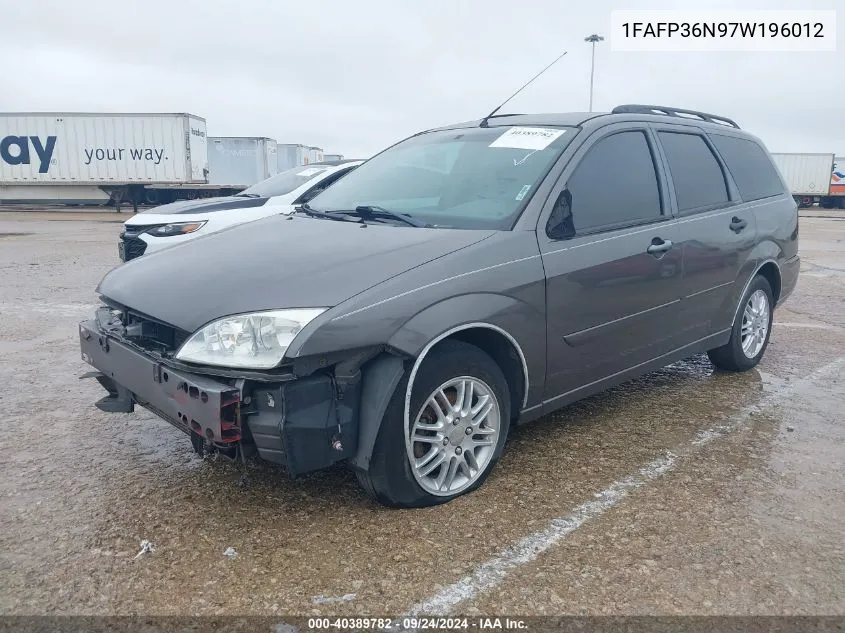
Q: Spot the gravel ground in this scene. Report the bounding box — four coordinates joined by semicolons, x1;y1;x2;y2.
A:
0;211;843;619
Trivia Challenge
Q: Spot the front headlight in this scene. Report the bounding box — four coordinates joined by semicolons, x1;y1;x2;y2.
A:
149;221;207;237
174;308;326;369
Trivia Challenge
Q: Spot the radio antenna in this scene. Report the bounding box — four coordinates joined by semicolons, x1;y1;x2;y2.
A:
479;50;569;128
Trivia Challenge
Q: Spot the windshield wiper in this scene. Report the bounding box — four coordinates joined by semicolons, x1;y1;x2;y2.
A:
234;192;261;198
294;202;322;217
294;202;359;222
326;205;428;228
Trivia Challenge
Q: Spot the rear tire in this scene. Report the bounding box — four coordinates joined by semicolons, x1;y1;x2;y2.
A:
356;340;511;508
708;275;774;372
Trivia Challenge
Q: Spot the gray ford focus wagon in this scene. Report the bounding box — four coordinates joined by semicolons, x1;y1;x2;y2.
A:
80;104;799;507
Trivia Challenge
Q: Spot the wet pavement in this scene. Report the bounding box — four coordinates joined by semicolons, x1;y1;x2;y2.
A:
0;211;843;617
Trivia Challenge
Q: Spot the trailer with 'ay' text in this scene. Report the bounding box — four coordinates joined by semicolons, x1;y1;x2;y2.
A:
0;112;246;211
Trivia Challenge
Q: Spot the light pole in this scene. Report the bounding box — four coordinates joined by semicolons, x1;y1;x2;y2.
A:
584;33;604;112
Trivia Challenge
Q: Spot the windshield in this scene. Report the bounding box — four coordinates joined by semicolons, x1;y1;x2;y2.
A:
240;165;333;198
306;125;575;229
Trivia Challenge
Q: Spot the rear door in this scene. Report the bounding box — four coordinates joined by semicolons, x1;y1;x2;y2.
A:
652;125;756;342
538;124;684;405
707;132;798;314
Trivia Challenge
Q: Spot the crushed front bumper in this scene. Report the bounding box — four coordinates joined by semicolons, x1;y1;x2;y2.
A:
79;318;362;475
79;319;242;444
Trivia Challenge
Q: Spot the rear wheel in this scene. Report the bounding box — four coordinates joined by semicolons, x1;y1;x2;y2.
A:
708;275;773;371
356;340;510;508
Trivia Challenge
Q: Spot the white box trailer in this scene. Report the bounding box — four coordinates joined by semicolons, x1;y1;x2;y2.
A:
0;112;245;210
770;152;839;208
306;146;324;164
208;137;278;186
277;144;310;172
323;153;344;162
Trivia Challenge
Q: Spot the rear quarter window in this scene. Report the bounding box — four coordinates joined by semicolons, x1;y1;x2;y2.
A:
708;134;786;201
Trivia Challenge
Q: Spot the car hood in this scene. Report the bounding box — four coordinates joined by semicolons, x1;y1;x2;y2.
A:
98;214;495;332
132;195;268;217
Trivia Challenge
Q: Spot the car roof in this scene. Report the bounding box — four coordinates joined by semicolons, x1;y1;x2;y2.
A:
428;105;751;137
308;159;364;167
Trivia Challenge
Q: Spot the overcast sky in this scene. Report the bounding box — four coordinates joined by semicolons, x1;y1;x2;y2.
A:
1;0;841;159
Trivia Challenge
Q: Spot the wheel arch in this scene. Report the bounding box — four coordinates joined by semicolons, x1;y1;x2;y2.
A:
756;260;782;304
348;323;530;474
732;258;782;325
349;293;542;473
387;292;540;413
404;322;530;417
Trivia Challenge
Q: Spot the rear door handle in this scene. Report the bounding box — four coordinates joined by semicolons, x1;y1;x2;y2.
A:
647;238;673;256
730;217;747;233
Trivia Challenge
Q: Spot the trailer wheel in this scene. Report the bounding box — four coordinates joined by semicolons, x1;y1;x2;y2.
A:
144;190;160;205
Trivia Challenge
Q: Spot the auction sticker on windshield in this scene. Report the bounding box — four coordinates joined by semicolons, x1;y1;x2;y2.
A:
489;126;566;150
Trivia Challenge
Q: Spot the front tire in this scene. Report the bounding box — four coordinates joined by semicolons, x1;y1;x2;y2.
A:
708;275;774;372
357;340;511;508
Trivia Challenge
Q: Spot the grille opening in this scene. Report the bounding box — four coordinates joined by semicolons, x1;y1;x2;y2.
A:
120;311;190;354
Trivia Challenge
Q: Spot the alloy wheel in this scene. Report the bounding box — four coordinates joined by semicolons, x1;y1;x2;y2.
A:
408;376;501;496
741;289;770;359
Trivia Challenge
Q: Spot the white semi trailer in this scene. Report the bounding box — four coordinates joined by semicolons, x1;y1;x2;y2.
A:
0;112;246;211
770;152;844;208
208;137;278;187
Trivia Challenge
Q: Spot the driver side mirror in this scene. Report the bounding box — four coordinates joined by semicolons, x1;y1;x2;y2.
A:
546;188;576;240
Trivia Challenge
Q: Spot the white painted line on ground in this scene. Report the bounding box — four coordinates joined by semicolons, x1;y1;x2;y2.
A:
774;322;843;330
399;356;845;619
312;593;357;605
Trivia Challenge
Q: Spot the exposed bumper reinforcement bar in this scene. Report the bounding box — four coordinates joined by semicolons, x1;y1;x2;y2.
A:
79;320;241;444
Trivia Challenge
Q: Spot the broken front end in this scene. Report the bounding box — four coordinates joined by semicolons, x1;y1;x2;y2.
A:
79;306;370;475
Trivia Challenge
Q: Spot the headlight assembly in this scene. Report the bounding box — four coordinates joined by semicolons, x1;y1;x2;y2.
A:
174;309;326;369
149;221;207;237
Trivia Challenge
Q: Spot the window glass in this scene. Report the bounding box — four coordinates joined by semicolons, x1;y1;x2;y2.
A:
562;131;661;234
240;165;333;198
297;167;356;202
658;132;729;212
709;134;785;201
307;126;576;230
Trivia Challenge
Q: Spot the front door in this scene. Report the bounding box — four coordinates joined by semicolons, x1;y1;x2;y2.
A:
538;126;684;406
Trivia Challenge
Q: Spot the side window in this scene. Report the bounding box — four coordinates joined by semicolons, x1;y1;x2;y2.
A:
709;134;785;201
658;132;729;213
556;130;662;235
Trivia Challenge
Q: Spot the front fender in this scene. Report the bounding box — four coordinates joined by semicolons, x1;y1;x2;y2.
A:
386;293;545;408
348;292;545;472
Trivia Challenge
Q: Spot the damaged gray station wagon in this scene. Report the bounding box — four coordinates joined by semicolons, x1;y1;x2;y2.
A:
80;105;799;507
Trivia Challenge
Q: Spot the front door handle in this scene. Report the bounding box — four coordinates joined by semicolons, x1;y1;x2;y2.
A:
647;237;673;256
730;217;747;233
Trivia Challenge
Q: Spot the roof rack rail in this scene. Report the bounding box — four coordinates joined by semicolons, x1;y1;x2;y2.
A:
611;104;740;129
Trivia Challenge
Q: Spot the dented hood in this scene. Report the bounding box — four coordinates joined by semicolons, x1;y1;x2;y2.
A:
98;214;494;333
